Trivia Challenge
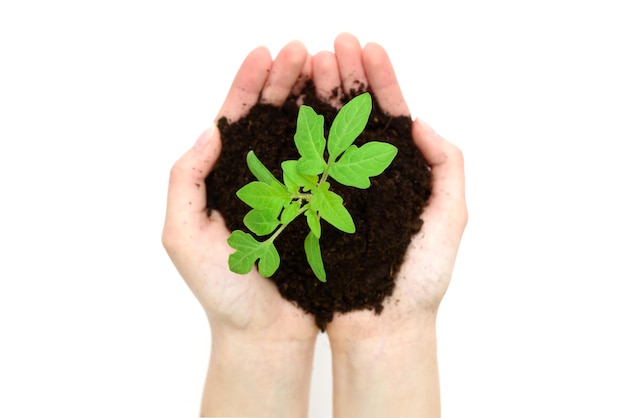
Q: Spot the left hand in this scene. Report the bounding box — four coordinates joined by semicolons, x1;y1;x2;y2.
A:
162;41;320;340
163;40;324;417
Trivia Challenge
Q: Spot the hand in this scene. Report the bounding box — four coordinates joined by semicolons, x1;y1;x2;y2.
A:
162;40;320;417
323;33;467;417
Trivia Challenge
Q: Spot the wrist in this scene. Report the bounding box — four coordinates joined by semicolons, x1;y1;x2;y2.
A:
329;311;438;368
328;312;440;417
328;304;437;343
211;325;317;368
202;327;316;417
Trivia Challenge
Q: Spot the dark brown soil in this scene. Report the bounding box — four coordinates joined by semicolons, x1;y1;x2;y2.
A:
205;80;431;330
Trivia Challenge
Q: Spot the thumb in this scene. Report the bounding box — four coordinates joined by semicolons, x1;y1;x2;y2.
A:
164;124;222;238
412;118;467;234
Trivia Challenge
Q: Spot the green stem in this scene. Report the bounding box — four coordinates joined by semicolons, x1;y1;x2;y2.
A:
266;202;309;244
319;158;335;186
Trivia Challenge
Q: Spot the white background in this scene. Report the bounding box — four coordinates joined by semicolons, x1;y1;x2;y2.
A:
1;1;625;417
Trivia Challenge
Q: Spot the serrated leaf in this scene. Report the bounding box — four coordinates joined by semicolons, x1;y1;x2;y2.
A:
304;231;326;282
327;93;372;160
246;151;279;185
243;208;280;236
296;157;325;176
257;243;280;277
328;142;398;188
227;230;280;277
236;181;291;215
310;183;355;233
282;160;318;193
280;200;301;224
304;208;321;238
294;105;326;162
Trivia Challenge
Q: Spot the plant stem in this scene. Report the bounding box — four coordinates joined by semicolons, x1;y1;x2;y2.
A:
266;202;309;244
319;159;335;186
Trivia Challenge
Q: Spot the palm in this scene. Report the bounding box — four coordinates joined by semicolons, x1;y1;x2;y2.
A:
326;193;465;337
164;41;321;339
189;198;318;336
165;33;465;340
321;34;467;338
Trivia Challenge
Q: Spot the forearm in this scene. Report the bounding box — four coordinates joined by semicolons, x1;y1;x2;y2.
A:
201;328;316;418
329;315;440;418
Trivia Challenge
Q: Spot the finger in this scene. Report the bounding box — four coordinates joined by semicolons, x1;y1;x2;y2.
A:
362;42;410;117
412;119;467;233
217;46;272;123
163;125;222;247
260;40;308;106
334;32;367;96
291;53;313;97
312;51;342;107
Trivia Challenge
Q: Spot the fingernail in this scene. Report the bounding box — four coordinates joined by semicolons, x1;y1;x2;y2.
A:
194;124;215;150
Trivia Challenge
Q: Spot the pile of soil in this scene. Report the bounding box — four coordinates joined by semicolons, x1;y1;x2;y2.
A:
205;81;431;330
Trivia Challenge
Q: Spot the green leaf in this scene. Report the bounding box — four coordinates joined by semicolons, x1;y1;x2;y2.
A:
296;157;325;176
304;231;326;282
243;208;280;236
294;106;326;175
227;230;280;277
282;160;318;193
294;105;326;162
310;183;355;233
280;200;301;224
328;142;398;188
246;150;279;185
257;243;280;277
327;93;372;160
236;181;291;215
304;208;321;238
228;94;388;283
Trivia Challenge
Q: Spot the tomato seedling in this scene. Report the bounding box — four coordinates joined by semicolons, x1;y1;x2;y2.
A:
227;92;398;282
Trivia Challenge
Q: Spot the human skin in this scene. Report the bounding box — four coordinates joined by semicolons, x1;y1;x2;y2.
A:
163;40;320;417
324;34;467;418
163;33;466;417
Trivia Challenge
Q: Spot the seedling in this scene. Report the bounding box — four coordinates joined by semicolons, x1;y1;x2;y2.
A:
227;92;398;282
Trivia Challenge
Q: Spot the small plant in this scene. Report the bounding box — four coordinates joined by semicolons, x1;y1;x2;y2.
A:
227;92;398;282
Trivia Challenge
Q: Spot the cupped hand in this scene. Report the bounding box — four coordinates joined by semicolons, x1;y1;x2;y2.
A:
162;41;319;342
324;33;468;339
312;33;468;418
